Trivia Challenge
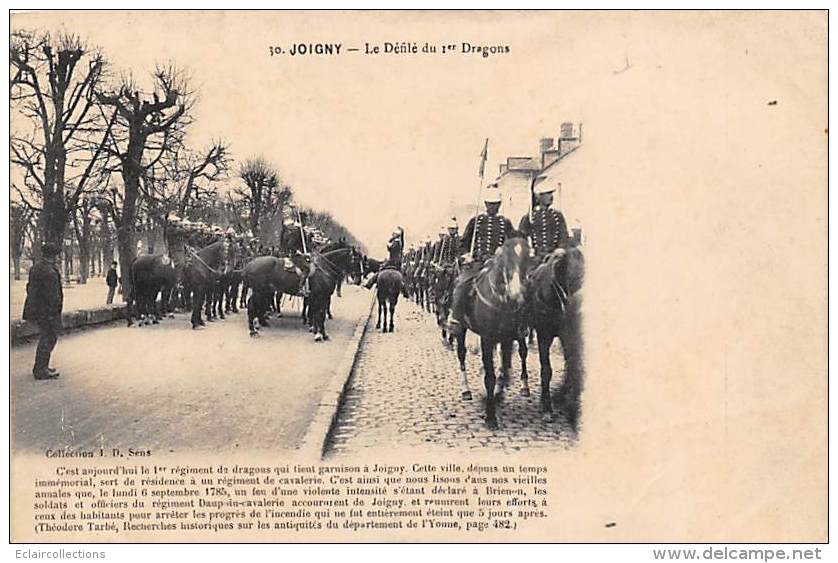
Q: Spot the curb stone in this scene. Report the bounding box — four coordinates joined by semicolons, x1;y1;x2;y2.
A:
10;305;128;346
298;289;377;460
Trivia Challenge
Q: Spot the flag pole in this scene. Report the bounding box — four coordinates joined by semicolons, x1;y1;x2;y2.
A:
296;206;308;254
469;138;489;256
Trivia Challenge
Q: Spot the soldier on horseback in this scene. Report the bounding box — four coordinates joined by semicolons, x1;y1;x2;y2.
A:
433;218;461;269
385;227;404;269
446;185;514;336
518;177;570;259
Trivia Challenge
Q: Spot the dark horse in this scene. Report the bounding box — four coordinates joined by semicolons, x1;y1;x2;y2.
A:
526;246;585;427
181;240;231;329
127;254;176;327
307;247;355;341
242;253;314;337
375;268;404;332
432;263;458;346
452;238;536;429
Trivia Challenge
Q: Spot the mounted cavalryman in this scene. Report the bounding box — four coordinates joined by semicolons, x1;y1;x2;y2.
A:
446;184;514;336
385;227;404;270
518;176;570;260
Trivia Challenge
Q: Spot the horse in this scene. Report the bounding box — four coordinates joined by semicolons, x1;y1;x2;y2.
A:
126;254;177;327
451;238;537;429
181;240;231;329
432;263;459;346
306;247;355;342
242;252;314;337
223;243;246;315
374;268;404;332
526;246;585;427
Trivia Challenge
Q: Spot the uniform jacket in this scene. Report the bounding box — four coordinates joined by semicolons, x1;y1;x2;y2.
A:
462;213;514;262
433;233;460;266
22;258;64;321
518;206;569;256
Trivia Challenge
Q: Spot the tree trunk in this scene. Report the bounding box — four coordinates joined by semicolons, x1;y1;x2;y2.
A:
101;214;113;269
117;145;142;300
12;255;21;280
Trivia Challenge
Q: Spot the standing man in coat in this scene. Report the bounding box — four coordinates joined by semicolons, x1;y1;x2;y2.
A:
22;243;64;380
105;261;119;304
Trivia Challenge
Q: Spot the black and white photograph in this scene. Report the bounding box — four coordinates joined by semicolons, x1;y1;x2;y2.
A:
7;9;827;546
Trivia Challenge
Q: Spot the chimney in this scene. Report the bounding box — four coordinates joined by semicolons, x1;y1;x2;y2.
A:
558;122;581;157
560;122;574;140
539;137;554;153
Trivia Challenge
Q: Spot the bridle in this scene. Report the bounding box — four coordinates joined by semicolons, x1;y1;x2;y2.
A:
474;254;527;314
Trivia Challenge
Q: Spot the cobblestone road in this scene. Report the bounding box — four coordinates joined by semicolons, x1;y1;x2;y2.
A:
326;295;577;458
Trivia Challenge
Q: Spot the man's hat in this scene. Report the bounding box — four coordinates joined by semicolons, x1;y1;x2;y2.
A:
483;187;502;203
533;176;558;195
41;242;60;256
169;214;182;224
448;217;458;229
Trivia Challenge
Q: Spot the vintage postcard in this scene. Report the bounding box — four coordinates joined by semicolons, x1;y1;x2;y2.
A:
7;10;828;544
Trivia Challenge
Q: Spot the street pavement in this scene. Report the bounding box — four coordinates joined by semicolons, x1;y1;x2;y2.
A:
11;285;372;455
326;295;577;458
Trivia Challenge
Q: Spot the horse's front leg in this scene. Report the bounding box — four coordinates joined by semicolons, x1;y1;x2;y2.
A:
456;331;472;400
536;329;556;422
376;296;382;329
247;293;259;337
499;339;514;393
517;337;530;396
481;337;498;429
388;297;396;332
191;288;204;329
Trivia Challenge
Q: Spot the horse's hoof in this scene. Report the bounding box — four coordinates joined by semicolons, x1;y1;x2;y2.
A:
486;418;499;430
521;387;531;397
462;390;472;401
152;319;159;325
314;333;323;342
168;314;175;319
192;325;202;330
542;412;556;423
249;331;259;338
322;334;330;341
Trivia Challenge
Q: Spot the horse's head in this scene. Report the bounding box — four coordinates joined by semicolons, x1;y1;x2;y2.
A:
320;247;353;274
550;245;585;296
491;237;536;305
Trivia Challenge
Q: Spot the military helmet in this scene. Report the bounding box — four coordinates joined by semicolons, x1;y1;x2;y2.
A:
483;187;502;203
533;175;558;195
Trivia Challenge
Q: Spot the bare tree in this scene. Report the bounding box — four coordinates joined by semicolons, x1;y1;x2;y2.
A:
234;157;292;241
10;29;107;248
10;201;36;280
95;64;192;297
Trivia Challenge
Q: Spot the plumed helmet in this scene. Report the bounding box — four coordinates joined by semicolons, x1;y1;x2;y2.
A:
483;187;502;203
533;176;558;195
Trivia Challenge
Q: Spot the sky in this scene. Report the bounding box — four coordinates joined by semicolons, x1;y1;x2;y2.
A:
12;11;607;256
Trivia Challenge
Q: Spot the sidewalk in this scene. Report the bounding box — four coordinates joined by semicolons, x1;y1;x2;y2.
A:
9;276;121;321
